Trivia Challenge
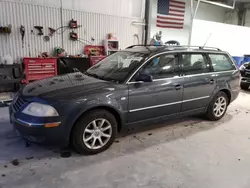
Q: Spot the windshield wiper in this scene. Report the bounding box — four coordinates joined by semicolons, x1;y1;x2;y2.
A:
85;72;102;79
85;72;118;83
101;77;119;83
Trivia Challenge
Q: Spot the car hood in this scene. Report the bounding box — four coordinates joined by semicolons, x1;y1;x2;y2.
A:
21;72;115;100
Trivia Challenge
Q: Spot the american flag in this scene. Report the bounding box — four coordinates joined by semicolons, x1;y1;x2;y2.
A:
157;0;186;29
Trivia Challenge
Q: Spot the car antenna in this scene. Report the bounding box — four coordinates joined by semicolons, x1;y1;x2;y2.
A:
202;33;212;48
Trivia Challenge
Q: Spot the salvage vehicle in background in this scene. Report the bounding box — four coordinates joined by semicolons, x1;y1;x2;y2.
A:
9;45;240;154
239;62;250;90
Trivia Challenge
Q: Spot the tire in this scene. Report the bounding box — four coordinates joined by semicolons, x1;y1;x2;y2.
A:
72;109;117;155
240;83;249;90
206;91;229;121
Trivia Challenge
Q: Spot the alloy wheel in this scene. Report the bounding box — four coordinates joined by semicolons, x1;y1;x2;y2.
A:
213;96;227;117
83;118;112;150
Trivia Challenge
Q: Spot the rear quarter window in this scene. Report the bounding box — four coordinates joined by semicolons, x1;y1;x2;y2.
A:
209;54;236;72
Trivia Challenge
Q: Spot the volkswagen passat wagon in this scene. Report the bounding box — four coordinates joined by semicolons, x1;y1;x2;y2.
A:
10;45;240;154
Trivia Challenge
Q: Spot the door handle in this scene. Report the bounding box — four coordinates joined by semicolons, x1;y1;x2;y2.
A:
174;84;182;90
209;79;215;84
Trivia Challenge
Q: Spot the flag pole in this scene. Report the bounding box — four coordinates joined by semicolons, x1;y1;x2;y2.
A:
188;0;200;46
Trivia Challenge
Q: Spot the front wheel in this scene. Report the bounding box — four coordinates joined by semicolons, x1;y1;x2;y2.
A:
206;92;229;121
72;110;117;155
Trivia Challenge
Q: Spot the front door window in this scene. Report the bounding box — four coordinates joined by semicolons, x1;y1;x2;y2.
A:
133;53;180;80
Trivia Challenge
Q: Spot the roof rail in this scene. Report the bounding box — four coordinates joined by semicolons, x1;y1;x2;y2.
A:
126;45;221;51
126;44;164;49
173;45;221;51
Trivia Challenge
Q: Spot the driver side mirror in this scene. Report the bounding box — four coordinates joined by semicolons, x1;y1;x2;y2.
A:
135;73;153;82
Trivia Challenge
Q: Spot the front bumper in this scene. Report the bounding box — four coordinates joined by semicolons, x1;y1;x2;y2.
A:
10;107;69;147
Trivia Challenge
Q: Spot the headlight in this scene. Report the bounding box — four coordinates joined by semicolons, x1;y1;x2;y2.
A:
22;102;59;117
239;64;245;71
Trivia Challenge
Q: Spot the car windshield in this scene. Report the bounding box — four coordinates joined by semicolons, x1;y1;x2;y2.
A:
85;51;146;83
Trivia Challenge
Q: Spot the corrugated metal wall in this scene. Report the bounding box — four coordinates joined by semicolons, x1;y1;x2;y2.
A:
224;11;238;25
0;1;144;61
11;0;145;18
245;10;250;27
0;1;62;60
224;9;250;27
61;9;144;55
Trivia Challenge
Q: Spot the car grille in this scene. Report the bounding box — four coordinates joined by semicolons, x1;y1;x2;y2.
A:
245;71;250;78
13;96;26;112
242;69;250;78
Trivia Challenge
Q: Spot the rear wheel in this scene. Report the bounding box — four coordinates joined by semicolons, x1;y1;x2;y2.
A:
240;83;249;90
206;92;228;121
72;110;117;155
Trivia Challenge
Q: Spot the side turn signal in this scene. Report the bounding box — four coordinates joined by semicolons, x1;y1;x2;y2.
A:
44;122;60;128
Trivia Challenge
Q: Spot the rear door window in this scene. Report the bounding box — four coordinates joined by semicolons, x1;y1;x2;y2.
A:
180;53;210;75
209;54;236;72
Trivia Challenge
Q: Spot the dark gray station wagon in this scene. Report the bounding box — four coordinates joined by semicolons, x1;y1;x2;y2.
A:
10;45;240;154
